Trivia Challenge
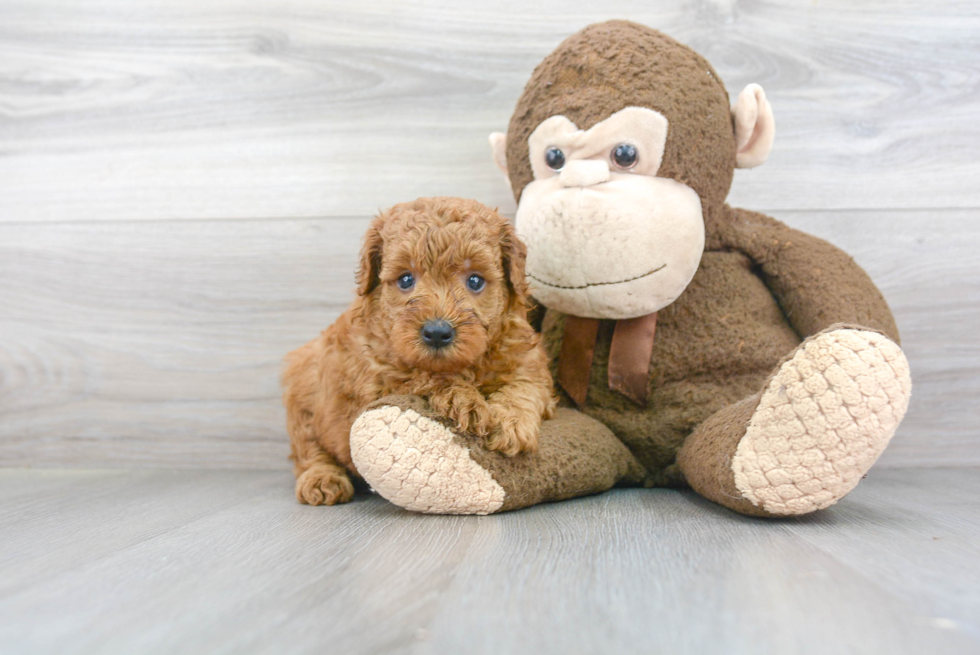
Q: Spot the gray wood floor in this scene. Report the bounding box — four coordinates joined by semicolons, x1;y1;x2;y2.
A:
1;467;978;655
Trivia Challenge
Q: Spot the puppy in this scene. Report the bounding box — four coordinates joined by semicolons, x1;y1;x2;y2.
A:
282;197;557;505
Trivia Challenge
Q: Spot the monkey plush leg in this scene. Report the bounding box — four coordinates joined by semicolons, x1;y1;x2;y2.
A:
678;327;911;517
348;395;645;515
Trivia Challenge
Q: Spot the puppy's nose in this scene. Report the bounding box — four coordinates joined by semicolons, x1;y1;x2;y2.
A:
560;160;610;188
421;319;455;349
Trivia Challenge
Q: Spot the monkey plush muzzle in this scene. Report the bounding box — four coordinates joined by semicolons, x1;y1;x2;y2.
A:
515;172;704;319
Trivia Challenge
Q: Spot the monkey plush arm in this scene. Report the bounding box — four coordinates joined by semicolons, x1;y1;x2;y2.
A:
729;208;901;344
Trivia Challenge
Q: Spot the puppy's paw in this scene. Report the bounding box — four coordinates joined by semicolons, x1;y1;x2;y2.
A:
295;464;355;506
430;386;494;437
486;405;541;457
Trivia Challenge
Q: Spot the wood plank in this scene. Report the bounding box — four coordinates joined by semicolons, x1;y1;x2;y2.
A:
784;467;980;637
1;1;978;222
1;210;976;468
419;470;980;655
0;468;976;654
0;217;369;469
0;469;288;596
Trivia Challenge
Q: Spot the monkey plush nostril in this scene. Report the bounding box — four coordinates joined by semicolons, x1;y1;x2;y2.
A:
559;160;610;188
420;319;456;349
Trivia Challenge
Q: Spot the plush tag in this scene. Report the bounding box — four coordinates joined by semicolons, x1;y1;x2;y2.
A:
557;316;601;407
608;312;658;406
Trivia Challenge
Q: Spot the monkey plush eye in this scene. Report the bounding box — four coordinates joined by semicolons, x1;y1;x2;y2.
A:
466;274;486;292
545;147;566;170
612;143;638;169
396;273;415;290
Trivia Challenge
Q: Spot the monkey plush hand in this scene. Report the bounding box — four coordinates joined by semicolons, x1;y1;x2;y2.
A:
348;21;911;516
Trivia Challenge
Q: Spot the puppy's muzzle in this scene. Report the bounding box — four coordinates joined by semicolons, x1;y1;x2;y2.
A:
420;319;455;350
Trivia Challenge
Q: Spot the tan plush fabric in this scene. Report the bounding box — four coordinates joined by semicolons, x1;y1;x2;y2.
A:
556;160;610;187
733;84;775;169
488;132;508;174
525;108;669;181
517;172;704;319
350;402;506;515
733;328;911;515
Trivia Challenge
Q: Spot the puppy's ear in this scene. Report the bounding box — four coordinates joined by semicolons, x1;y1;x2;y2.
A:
356;218;384;296
500;220;528;306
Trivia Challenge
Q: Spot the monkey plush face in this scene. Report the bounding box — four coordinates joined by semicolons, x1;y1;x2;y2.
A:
489;21;774;320
512;107;704;319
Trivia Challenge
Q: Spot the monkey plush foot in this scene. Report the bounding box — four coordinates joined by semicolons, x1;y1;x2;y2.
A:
349;395;644;515
680;327;911;516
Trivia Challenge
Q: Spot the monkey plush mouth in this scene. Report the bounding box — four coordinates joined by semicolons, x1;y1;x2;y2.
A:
527;263;666;290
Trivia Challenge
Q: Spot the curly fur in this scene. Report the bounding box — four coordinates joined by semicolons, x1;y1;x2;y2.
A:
282;197;557;505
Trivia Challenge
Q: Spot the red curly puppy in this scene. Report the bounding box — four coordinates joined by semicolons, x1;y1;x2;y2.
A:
282;197;557;505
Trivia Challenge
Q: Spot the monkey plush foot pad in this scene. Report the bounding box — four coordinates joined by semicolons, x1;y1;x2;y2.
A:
732;329;911;515
350;405;506;515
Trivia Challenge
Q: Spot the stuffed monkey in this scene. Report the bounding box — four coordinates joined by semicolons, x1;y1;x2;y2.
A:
347;21;911;517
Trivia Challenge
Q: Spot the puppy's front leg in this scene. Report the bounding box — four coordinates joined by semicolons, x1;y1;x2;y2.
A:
485;351;558;456
289;420;355;506
485;382;556;456
428;383;494;438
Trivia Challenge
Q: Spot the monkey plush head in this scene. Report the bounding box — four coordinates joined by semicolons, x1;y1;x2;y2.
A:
490;21;774;319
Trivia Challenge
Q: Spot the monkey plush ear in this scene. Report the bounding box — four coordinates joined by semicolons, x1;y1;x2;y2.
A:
488;132;509;175
732;84;775;169
355;218;384;296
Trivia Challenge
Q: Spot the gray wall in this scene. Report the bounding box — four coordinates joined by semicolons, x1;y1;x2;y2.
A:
1;0;977;469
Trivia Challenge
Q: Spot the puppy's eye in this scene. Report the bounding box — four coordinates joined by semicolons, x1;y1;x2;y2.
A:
396;273;415;291
612;143;638;169
466;274;486;292
545;147;565;170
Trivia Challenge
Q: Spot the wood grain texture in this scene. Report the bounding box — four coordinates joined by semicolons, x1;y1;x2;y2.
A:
0;0;978;222
0;217;367;469
1;210;977;468
0;467;977;654
1;0;977;468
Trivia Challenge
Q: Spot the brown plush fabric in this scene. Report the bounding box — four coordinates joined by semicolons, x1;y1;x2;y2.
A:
505;20;737;234
541;249;802;483
479;408;647;512
676;392;773;517
724;208;901;344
